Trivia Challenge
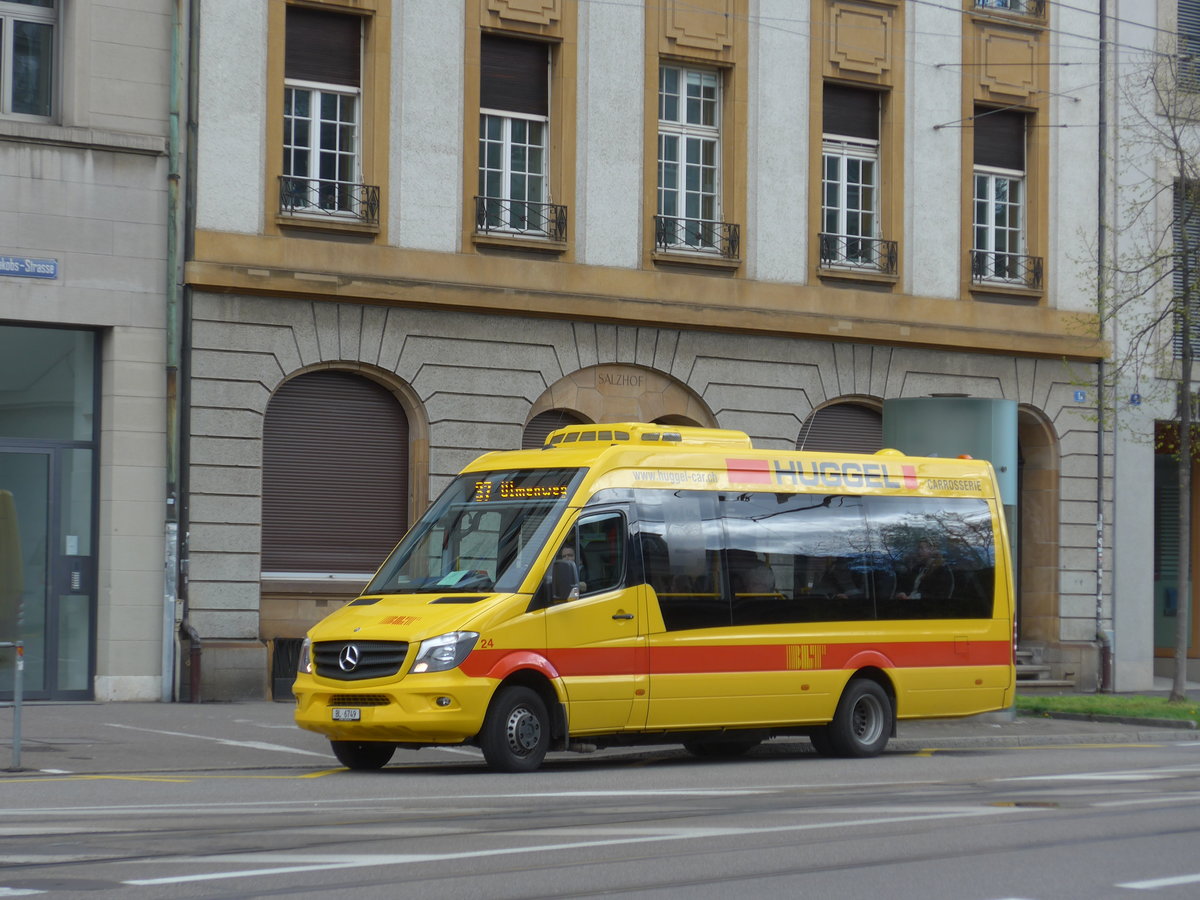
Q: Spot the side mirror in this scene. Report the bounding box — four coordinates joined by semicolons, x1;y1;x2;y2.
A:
549;559;580;603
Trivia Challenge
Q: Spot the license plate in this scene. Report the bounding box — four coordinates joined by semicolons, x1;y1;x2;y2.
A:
331;708;361;721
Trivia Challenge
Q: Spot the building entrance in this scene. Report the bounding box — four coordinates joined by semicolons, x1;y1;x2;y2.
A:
0;326;97;700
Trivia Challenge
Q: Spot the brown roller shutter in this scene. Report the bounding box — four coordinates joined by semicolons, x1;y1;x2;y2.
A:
523;409;585;449
481;34;548;116
974;107;1025;170
263;371;408;573
796;403;883;454
823;83;879;140
286;7;361;87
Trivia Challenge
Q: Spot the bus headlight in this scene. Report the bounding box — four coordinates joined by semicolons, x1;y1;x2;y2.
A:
410;631;479;673
297;636;312;675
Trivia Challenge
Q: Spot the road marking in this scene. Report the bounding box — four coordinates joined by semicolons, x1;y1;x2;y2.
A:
1094;792;1200;808
1118;872;1200;890
122;806;1032;887
998;765;1200;783
0;889;45;896
105;724;332;758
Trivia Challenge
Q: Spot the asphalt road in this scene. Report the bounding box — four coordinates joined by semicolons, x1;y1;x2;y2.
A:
2;734;1199;899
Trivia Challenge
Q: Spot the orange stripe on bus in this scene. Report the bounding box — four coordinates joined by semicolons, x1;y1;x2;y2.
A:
462;640;1010;678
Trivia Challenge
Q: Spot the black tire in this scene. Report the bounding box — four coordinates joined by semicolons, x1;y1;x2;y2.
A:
809;728;837;757
330;740;395;770
682;739;760;759
479;686;551;773
826;678;892;758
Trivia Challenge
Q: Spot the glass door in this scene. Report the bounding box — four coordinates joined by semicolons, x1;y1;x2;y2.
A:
0;447;94;699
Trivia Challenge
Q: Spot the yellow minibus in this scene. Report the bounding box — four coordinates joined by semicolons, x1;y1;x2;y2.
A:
293;423;1015;772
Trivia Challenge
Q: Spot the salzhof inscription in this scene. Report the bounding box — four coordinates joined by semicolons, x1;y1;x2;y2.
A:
596;369;645;389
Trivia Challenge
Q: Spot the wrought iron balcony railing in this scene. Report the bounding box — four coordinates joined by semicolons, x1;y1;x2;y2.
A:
819;233;898;274
974;0;1044;15
970;249;1043;290
475;196;567;241
654;216;740;259
278;176;380;225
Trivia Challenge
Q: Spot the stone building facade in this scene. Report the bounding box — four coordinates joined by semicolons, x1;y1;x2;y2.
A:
0;0;175;701
183;0;1106;699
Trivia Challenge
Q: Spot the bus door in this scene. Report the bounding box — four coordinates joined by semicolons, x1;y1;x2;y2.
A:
544;509;647;734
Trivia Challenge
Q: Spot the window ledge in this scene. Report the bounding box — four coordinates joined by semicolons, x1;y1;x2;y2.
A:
0;118;167;156
651;250;742;272
275;214;380;237
970;281;1043;302
818;266;900;287
472;232;568;254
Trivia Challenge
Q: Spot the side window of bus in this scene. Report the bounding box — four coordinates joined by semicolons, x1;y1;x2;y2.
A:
637;490;728;630
864;496;995;620
550;511;626;602
724;492;874;626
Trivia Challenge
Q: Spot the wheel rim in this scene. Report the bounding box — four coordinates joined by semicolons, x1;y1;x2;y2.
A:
504;704;542;757
851;693;885;745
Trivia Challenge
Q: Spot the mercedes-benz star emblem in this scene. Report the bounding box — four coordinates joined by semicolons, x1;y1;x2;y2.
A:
338;644;361;673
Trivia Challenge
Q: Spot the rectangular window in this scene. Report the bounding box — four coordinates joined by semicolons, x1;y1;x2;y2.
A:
1173;179;1200;357
975;0;1044;14
1182;0;1200;90
822;84;881;269
635;488;996;631
478;35;551;236
281;7;367;219
972;108;1028;284
657;64;721;251
0;0;56;119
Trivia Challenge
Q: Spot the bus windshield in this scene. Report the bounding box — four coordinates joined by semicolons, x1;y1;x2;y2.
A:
365;467;585;595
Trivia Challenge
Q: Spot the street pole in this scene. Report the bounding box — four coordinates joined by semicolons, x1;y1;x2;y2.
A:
2;641;21;770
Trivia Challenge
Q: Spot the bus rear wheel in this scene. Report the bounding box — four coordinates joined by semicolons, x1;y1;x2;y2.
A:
330;740;396;770
479;686;550;773
826;678;892;758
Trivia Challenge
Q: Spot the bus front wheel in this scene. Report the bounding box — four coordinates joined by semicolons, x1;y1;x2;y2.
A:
826;678;892;758
330;740;396;770
480;685;551;773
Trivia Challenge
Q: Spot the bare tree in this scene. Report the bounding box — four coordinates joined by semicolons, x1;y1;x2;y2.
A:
1101;45;1200;703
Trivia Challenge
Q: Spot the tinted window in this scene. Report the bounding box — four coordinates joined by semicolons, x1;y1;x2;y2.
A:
637;490;728;630
633;489;995;630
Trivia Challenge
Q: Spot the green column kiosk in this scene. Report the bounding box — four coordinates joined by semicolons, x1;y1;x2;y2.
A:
882;396;1018;582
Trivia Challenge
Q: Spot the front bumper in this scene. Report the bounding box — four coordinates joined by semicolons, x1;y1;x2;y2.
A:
293;669;498;744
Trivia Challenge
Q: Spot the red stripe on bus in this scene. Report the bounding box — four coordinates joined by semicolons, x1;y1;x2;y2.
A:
726;458;772;484
463;640;1010;679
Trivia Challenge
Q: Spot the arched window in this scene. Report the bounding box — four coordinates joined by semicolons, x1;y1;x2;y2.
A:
523;409;587;449
262;371;408;574
796;402;882;454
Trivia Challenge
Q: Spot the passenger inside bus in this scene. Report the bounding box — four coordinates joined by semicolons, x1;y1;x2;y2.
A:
894;537;954;603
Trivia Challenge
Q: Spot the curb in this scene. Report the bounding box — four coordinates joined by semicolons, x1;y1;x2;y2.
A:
1028;712;1198;730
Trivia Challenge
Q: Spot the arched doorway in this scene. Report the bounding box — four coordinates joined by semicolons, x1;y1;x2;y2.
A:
525;365;716;443
262;370;410;576
1016;407;1060;648
523;409;589;449
796;401;883;453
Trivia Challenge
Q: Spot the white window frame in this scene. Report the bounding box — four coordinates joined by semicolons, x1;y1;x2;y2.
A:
973;166;1026;283
282;78;362;217
478;107;549;234
657;63;722;252
0;0;57;120
822;136;880;268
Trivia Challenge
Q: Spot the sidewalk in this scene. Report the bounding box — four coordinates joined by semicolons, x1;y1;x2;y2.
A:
1;694;1196;777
